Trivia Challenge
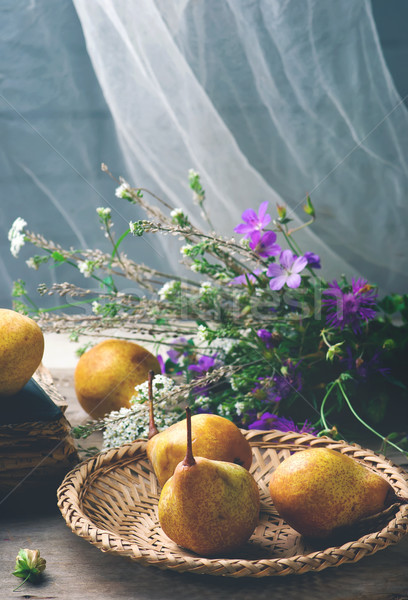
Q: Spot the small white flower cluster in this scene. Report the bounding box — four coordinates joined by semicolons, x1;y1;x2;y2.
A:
115;181;131;199
103;375;179;449
200;281;213;294
129;221;138;235
8;217;27;258
92;301;101;314
158;280;180;301
96;207;111;220
197;324;210;341
235;401;246;416
78;260;94;278
170;208;184;219
206;337;236;357
25;257;38;270
131;374;177;409
217;404;232;418
188;168;199;180
180;244;193;256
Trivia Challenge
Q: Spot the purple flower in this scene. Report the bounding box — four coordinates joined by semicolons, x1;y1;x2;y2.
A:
234;202;271;238
248;411;277;430
251;377;281;404
249;231;281;258
167;336;188;363
304;251;321;269
322;278;377;332
248;412;317;434
229;269;262;286
273;416;317;435
267;250;308;290
257;329;274;349
273;363;303;398
157;354;166;374
188;353;218;374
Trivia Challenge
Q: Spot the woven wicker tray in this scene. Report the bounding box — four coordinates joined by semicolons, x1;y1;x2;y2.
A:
57;430;408;577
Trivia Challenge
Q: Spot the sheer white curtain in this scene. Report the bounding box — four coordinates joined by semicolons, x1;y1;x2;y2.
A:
72;0;408;295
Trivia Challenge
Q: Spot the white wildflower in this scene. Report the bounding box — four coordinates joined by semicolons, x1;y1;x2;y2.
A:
8;217;27;258
103;375;180;449
96;207;111;219
25;257;38;270
197;324;210;342
190;263;200;272
180;244;193;256
235;402;245;416
230;376;239;392
218;405;231;418
200;281;213;294
194;395;209;407
78;260;94;278
188;168;199;179
206;337;236;357
115;181;131;199
129;221;137;234
158;280;180;301
132;374;176;402
170;208;184;219
92;301;101;314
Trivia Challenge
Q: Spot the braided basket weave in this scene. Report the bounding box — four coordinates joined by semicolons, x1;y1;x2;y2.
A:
57;430;408;577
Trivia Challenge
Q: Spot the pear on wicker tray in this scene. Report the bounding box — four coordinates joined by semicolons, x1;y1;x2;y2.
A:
145;371;253;487
269;447;407;540
158;407;260;556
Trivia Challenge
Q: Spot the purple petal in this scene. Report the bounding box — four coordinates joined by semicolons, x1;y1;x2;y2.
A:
261;231;277;245
266;263;282;277
249;230;261;248
285;273;301;288
269;275;287;291
167;349;180;363
241;208;258;224
280;249;295;270
234;223;255;235
291;255;308;274
157;354;166;374
257;201;269;221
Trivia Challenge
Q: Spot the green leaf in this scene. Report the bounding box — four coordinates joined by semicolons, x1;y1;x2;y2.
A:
51;250;65;263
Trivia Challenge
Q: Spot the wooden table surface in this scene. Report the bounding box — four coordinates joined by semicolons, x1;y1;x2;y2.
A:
1;368;408;600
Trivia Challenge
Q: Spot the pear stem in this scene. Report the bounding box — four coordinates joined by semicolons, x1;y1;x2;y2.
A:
182;406;196;467
147;370;159;439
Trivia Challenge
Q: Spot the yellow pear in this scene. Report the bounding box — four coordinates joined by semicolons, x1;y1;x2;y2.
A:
147;408;253;487
158;408;260;556
269;447;397;539
0;309;44;396
74;339;161;419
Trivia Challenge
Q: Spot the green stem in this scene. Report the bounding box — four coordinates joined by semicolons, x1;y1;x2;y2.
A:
107;224;127;271
337;380;407;455
22;292;39;312
37;298;98;312
13;573;31;592
287;217;315;237
319;380;337;431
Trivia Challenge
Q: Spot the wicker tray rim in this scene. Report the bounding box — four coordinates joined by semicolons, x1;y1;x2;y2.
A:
57;430;408;577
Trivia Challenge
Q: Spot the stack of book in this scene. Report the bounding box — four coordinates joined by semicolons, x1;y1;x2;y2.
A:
0;365;79;510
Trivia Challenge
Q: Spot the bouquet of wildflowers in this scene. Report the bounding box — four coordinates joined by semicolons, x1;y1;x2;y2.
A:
8;166;408;453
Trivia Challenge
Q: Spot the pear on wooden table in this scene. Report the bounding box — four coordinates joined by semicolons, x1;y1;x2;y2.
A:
269;447;403;539
145;371;252;487
158;407;260;556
